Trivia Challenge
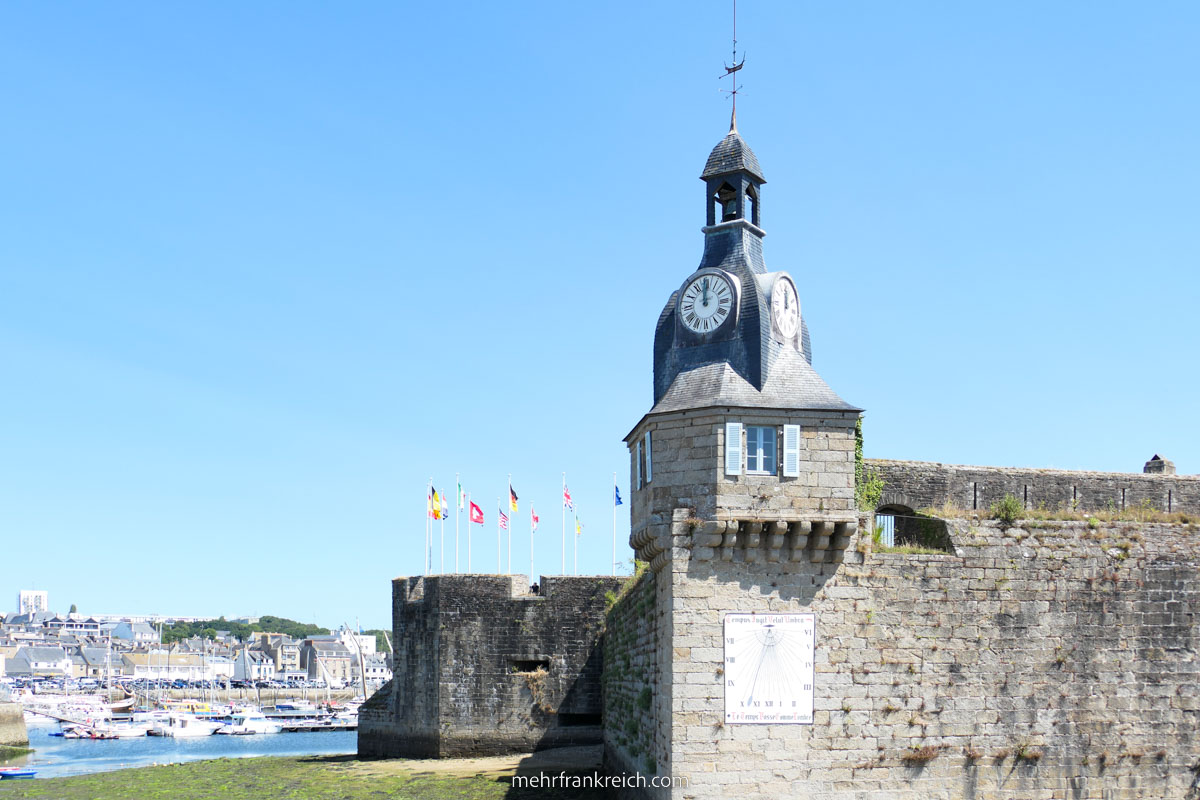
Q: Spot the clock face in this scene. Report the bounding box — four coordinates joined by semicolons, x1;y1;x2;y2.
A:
771;276;800;340
679;273;734;334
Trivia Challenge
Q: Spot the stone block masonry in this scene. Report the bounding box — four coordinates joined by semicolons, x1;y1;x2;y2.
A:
358;573;623;759
869;458;1199;515
0;703;28;749
604;514;1200;798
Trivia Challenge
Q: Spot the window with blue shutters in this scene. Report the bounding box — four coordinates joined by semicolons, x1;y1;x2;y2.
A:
746;425;777;475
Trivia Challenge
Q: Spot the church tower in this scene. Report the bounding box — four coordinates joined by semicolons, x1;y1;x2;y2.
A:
610;117;864;796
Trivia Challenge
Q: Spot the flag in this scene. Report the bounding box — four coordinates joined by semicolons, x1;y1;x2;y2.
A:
531;507;539;532
575;518;583;536
469;502;484;524
509;484;519;513
427;489;434;519
432;489;442;520
615;486;623;506
499;509;510;530
563;485;574;511
440;491;449;520
457;482;465;510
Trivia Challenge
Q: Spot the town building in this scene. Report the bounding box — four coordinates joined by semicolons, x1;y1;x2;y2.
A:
16;591;47;616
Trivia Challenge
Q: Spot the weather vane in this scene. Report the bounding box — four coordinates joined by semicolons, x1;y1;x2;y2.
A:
720;0;745;129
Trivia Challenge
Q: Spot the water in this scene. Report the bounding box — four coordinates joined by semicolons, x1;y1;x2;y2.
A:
6;722;355;780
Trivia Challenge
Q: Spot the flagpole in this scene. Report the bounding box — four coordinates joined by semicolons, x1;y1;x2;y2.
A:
507;473;513;575
467;491;473;572
561;473;566;575
613;472;617;577
574;509;578;576
427;477;433;576
440;498;445;575
455;472;460;574
497;498;502;574
529;507;534;590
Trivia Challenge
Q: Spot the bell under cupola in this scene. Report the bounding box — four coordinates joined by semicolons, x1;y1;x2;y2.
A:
703;114;765;230
649;118;847;413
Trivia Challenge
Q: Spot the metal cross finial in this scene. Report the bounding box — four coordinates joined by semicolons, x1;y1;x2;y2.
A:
720;0;745;132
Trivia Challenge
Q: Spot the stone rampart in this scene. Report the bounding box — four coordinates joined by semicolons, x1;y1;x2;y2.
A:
602;567;661;778
0;703;27;748
867;457;1199;515
604;514;1200;798
358;573;623;759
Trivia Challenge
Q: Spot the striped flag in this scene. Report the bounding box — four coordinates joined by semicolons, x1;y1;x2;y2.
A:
509;483;519;513
499;510;510;530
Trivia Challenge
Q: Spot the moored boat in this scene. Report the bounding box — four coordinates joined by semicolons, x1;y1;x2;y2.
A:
215;710;282;736
148;713;220;738
0;768;37;780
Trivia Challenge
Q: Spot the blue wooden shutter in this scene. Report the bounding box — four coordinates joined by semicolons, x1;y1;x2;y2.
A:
635;440;643;489
644;431;652;484
782;424;801;477
725;422;743;476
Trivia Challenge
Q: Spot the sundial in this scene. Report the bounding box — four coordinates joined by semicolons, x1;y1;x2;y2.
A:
723;612;815;724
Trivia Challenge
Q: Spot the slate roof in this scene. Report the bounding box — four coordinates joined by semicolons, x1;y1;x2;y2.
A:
701;130;765;182
19;646;68;662
649;344;859;416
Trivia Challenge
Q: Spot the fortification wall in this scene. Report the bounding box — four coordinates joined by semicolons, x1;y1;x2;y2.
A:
602;567;665;778
867;458;1199;514
0;702;27;748
604;515;1200;799
359;573;622;759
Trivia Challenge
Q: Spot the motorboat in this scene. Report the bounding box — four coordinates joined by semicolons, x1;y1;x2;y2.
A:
215;710;282;735
148;713;220;738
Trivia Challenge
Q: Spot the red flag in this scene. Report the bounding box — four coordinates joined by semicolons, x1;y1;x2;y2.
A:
563;485;574;511
469;502;484;524
499;510;510;530
531;507;539;533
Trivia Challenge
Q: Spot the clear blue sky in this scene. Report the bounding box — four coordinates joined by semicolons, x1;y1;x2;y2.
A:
1;2;1196;629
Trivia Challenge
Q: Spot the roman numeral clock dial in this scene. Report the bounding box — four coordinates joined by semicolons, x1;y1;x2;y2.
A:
679;273;734;335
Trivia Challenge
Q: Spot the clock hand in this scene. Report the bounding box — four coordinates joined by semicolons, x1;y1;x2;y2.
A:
702;278;709;306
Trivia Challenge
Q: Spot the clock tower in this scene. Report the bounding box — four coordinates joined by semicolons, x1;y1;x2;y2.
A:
612;116;864;794
628;117;862;571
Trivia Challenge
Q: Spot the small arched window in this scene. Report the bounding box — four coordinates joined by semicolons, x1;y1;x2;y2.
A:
746;185;759;226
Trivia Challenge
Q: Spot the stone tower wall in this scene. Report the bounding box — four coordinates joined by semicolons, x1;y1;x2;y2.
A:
359;573;623;759
628;409;858;571
604;516;1200;799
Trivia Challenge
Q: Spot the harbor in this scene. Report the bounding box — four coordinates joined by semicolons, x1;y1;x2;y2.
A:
7;718;354;780
1;687;362;780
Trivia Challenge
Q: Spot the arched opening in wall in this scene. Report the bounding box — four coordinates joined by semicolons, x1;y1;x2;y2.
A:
874;504;910;548
874;504;954;553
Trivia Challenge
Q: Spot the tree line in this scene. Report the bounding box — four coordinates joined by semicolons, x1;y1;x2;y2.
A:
160;615;329;644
